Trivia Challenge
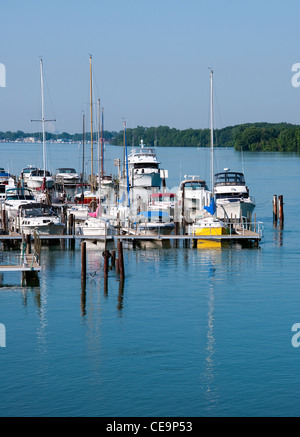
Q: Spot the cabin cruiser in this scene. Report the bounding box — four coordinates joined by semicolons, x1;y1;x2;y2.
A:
55;168;80;186
0;168;12;185
122;207;175;237
27;169;54;190
20;165;38;185
13;203;64;236
126;140;164;189
177;175;211;223
4;187;36;218
214;170;255;220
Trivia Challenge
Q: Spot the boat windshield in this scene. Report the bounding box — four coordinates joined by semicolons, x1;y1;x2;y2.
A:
6;189;35;201
214;172;245;186
133;163;158;169
181;180;208;190
56;168;77;174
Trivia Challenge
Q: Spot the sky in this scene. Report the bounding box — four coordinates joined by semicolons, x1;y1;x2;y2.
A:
1;0;300;134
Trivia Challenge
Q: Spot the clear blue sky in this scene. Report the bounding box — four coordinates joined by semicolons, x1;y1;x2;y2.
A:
1;0;300;134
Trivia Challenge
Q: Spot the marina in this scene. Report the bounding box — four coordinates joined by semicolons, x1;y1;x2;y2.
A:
0;140;297;418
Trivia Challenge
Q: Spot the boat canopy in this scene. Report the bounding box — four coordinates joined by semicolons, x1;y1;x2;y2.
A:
214;172;245;186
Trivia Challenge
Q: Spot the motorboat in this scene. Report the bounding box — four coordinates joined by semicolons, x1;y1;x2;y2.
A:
78;216;113;241
177;175;211;223
122;208;175;237
27;169;54;190
214;170;255;220
0;168;12;185
13;202;65;236
126;140;163;189
55;168;80;186
4;187;36;218
20;165;38;185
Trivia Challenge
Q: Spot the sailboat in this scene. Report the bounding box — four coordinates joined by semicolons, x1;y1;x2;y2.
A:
28;58;55;195
78;56;113;243
191;69;228;239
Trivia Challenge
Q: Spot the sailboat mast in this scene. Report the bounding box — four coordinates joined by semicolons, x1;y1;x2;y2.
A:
89;55;94;191
101;106;104;177
40;58;46;177
210;69;214;192
82;113;85;204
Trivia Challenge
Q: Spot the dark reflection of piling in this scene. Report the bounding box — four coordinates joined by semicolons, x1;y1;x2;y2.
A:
81;279;86;316
117;279;124;312
103;276;108;296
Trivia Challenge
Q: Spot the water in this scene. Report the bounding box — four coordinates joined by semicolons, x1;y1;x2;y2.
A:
0;142;300;417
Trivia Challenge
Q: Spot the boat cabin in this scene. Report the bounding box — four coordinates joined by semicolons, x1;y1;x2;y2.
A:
214;172;246;187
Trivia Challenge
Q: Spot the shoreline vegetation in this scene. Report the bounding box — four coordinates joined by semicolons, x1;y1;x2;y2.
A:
1;122;300;152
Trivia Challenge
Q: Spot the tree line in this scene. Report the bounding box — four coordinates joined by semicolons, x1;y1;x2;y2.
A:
1;122;300;151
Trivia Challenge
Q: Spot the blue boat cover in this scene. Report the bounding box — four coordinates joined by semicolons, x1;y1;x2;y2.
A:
204;197;216;215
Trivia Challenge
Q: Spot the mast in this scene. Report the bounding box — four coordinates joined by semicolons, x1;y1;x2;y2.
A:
40;58;46;177
31;57;55;193
101;106;104;177
210;68;214;192
89;55;94;191
97;98;101;214
82;113;85;204
124;120;130;207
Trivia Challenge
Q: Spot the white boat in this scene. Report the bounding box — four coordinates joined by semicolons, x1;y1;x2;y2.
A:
214;170;256;220
4;187;36;218
13;203;65;236
55;168;80;186
126;140;163;189
79;216;113;240
20;165;38;185
122;208;175;237
27;169;54;190
177;175;211;223
0;168;12;185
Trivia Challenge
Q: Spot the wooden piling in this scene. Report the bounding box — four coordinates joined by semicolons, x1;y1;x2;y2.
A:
273;195;278;223
278;195;284;226
26;234;31;254
117;241;125;278
102;250;110;277
81;241;86;282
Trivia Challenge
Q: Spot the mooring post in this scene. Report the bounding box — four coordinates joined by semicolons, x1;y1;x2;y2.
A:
26;234;31;254
273;195;278;223
81;241;86;282
117;240;125;278
278;195;284;226
102;250;111;277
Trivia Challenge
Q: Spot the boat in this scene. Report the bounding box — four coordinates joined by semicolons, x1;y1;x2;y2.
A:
126;139;163;188
214;169;256;220
27;169;54;190
122;208;175;237
0;168;12;185
190;69;229;243
78;206;113;241
54;168;80;186
177;175;211;223
4;187;36;218
20;165;38;185
13;202;65;236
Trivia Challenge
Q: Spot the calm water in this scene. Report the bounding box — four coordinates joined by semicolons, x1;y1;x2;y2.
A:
0;142;300;417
